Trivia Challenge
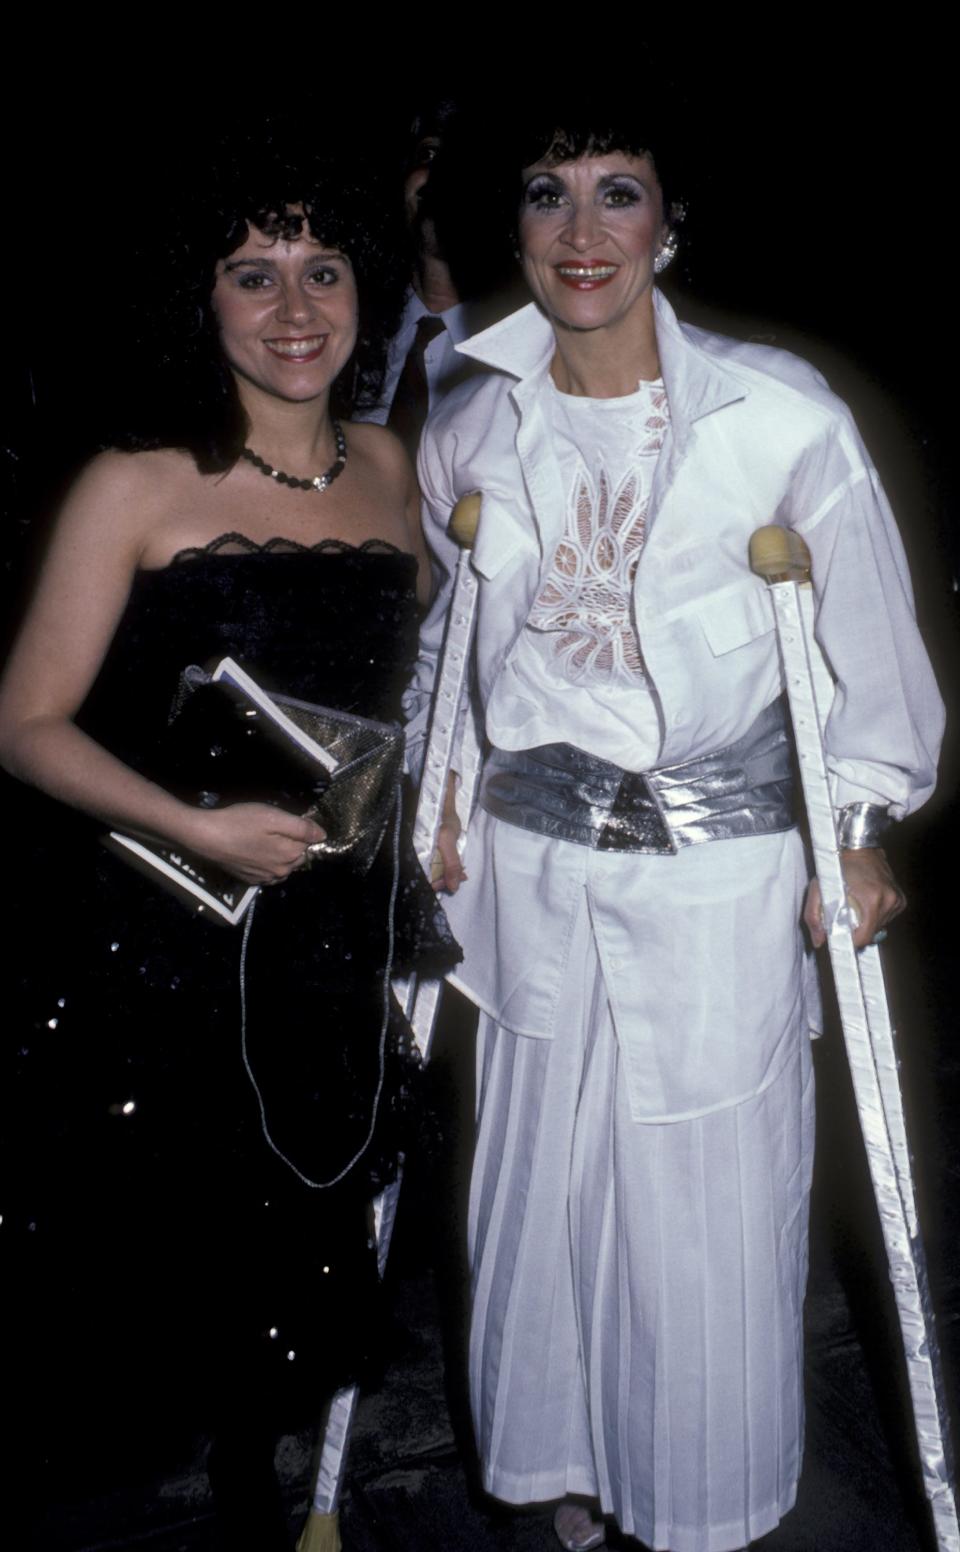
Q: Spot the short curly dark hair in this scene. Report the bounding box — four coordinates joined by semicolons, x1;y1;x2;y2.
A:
483;91;688;260
127;134;407;473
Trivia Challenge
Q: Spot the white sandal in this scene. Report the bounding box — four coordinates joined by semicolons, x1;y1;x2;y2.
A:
553;1501;606;1551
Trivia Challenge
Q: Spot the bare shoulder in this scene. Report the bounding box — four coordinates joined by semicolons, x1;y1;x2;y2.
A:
55;447;200;561
342;422;428;593
71;446;198;507
345;421;414;485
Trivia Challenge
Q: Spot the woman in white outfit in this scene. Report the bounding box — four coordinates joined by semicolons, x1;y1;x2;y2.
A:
413;105;943;1552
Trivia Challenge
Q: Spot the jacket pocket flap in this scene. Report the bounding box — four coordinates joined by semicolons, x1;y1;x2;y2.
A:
698;583;776;655
470;496;538;580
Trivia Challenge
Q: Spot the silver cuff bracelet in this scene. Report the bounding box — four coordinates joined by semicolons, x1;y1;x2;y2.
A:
836;801;891;850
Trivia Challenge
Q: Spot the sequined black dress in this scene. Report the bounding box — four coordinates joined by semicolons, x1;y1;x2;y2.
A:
4;537;458;1488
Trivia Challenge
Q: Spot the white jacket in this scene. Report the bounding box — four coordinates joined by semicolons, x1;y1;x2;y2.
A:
412;290;942;817
408;292;944;1122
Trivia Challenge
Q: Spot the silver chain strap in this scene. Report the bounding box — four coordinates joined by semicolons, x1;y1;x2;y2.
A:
239;779;403;1189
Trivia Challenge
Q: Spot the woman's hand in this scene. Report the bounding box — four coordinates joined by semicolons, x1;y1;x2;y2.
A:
803;847;906;950
187;804;326;885
431;772;467;894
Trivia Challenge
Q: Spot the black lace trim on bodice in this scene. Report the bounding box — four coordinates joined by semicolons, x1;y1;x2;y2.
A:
170;533;410;564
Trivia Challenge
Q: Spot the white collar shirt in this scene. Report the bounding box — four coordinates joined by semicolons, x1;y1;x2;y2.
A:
412;289;943;818
406;292;943;1120
357;288;480;426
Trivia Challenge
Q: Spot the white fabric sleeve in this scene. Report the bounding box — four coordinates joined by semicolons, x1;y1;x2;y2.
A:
402;429;465;785
784;411;944;820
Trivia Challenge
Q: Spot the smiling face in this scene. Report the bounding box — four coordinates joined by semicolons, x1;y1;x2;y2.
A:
210;222;359;407
518;152;669;340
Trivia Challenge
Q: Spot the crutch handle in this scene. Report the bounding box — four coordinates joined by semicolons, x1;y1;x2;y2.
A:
749;524;812;584
449;490;482;548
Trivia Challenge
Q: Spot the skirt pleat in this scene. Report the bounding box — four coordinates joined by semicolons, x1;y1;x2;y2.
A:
468;906;814;1552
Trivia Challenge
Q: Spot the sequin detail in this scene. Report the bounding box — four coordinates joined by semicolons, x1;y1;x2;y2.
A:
5;544;460;1441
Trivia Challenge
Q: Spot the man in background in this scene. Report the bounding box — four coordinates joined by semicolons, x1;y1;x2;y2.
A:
363;98;525;461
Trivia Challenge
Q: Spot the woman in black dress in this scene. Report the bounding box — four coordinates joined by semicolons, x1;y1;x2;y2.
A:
0;141;456;1548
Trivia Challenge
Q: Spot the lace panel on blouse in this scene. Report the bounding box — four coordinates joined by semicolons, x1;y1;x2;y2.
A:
527;384;669;683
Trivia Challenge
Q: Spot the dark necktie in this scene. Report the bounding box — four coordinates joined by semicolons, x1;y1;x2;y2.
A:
387;314;445;461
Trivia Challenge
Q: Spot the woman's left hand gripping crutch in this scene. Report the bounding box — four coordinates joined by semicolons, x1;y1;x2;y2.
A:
296;493;483;1552
750;524;959;1552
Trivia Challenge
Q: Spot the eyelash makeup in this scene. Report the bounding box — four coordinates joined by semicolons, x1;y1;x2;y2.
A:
233;264;340;290
521;174;646;212
522;175;565;208
602;179;644;207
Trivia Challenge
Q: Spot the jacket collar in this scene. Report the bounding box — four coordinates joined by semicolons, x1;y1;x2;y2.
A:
455;289;746;450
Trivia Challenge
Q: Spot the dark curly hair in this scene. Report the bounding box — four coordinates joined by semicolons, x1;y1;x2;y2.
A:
477;90;689;268
125;134;407;474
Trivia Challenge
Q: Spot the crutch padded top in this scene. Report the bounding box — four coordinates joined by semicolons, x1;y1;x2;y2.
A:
749;524;812;583
449;491;482;549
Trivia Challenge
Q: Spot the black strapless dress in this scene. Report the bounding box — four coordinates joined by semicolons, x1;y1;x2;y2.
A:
3;538;458;1499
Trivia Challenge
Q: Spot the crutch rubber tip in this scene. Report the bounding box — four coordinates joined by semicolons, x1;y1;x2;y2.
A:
749;524;812;583
296;1508;341;1552
449;491;482;549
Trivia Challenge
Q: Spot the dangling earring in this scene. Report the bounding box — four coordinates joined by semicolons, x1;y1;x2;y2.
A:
654;230;678;275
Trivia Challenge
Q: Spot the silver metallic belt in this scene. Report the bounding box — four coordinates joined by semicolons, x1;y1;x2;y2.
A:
479;698;796;855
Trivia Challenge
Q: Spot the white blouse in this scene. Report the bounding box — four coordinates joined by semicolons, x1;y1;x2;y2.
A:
490;376;668;767
411;293;943;1114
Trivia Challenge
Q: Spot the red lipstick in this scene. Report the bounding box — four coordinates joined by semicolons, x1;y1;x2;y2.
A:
553;263;620;291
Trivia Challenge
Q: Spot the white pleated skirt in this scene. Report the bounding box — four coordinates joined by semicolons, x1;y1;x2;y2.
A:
468;916;815;1552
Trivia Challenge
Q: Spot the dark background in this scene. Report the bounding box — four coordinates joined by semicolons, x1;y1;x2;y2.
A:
6;38;953;820
5;38;955;624
2;33;957;1550
4;27;955;1155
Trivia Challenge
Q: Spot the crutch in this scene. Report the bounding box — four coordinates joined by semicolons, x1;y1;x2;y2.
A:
297;493;483;1552
750;524;959;1552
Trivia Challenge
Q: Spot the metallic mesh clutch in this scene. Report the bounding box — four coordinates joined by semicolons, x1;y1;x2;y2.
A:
165;659;405;878
271;692;405;873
